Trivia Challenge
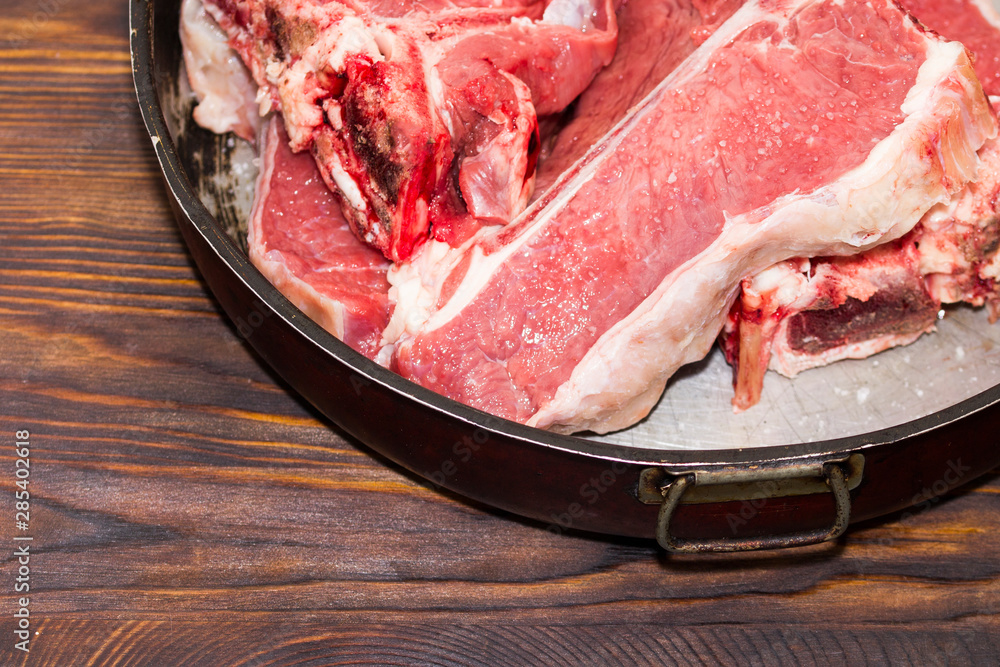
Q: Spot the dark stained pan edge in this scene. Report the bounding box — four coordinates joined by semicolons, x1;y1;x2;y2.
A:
130;0;1000;542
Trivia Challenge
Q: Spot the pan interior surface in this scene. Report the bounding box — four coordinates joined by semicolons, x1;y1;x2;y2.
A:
594;313;1000;451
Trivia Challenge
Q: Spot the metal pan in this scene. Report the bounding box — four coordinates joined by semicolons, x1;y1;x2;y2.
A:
130;0;1000;552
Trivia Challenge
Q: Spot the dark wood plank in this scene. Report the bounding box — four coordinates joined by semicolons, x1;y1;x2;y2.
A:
1;0;999;664
1;619;998;666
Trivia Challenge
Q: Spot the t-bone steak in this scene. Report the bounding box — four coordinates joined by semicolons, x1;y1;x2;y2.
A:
385;0;996;434
722;0;1000;410
201;0;618;262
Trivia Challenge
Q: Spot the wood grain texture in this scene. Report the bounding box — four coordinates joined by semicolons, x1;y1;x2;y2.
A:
1;1;999;664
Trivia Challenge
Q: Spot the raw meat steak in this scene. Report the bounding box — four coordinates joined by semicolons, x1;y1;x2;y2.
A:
532;0;744;201
387;0;996;434
724;133;1000;408
249;115;391;359
903;0;1000;95
202;0;618;262
722;0;1000;410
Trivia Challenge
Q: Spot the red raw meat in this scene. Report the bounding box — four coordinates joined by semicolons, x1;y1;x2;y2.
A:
721;246;941;410
723;0;1000;410
902;0;1000;96
387;0;995;433
249;116;391;359
918;135;1000;309
532;0;744;201
203;0;618;262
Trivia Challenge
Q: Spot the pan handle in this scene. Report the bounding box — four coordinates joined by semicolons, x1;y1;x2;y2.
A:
653;460;854;553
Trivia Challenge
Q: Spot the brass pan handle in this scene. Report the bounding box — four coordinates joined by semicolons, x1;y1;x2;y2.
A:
655;461;853;553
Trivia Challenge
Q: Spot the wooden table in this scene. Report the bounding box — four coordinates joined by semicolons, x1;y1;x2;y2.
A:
2;1;999;663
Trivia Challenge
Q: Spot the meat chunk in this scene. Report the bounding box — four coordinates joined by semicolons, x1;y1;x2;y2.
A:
249;116;391;359
203;0;618;261
532;0;744;201
902;0;1000;95
919;134;1000;309
723;0;1000;410
721;246;941;411
179;0;261;141
387;0;995;434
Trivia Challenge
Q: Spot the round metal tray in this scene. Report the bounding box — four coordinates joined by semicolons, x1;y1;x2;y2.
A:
131;0;1000;552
